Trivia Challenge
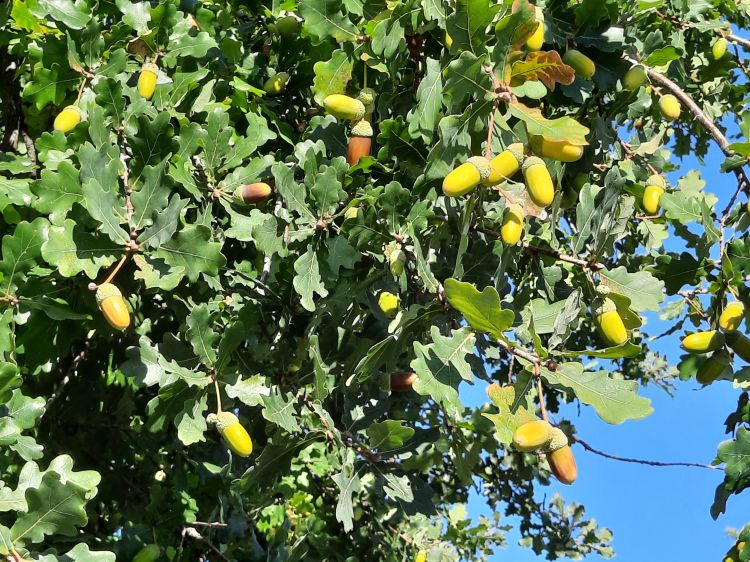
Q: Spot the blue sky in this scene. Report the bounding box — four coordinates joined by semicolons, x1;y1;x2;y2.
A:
463;113;750;559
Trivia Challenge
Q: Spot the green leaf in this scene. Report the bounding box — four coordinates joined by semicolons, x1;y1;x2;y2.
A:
444;278;514;338
599;266;665;312
540;362;653;424
116;0;150;34
312;49;354;105
293;247;329;312
31;161;81;225
446;0;500;55
42;219;120;279
444;52;492;108
366;420;415;451
186;304;218;367
262;391;300;433
156;224;226;283
332;452;361;532
81;178;129;246
325;236;360;276
0;218;48;294
407;58;443;143
33;0;92;29
715;427;750;497
300;0;358;43
492;0;535;80
482;383;535;445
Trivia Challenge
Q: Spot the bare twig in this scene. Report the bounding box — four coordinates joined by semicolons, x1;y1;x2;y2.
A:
524;243;604;271
182;527;230;562
573;435;720;470
534;363;548;422
496;337;541;365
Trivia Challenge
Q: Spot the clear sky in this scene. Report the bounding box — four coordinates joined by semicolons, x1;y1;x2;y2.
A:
463;114;750;559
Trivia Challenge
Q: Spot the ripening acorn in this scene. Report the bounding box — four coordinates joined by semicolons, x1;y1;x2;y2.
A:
347;119;373;166
642;174;666;214
522;156;555;208
525;18;544;51
264;72;289;95
681;330;725;354
208;411;253;457
442;156;492;197
96;283;130;331
696;349;731;385
712;37;728;60
378;291;399;319
622;65;647;91
323;94;366;121
486;143;524;186
659;94;681;121
512;420;553;452
594;297;629;347
234;182;272;204
719;301;745;332
727;331;750;363
563;49;595;80
137;62;159;100
445;31;453;49
501;204;524;245
389;248;406;277
547;445;578;484
415;550;427;562
53;105;82;133
390;371;417;392
132;544;160;562
275;15;300;37
529;136;584;163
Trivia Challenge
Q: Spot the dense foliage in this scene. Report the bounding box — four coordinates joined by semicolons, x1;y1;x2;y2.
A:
1;0;750;560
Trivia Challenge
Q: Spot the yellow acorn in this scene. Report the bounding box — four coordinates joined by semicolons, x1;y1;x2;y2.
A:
234;182;272;204
96;283;131;331
445;31;453;49
389;248;406;277
719;301;745;332
681;330;725;354
696;349;731;385
525;18;544;51
323;94;366;121
529;136;584;163
713;37;728;60
547;445;577;484
500;204;524;245
563;49;595;80
208;411;253;457
53;105;82;133
659;94;681;121
727;332;750;362
264;72;289;95
622;65;647;91
522;156;555;208
486;143;524;186
442;156;492;197
378;291;399;319
594;297;628;347
415;550;427;562
132;544;160;562
642;175;666;214
137;62;159;100
512;420;553;452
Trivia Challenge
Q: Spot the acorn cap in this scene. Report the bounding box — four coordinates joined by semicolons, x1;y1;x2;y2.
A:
63;104;82;115
207;411;239;431
506;143;526;164
357;87;376;107
351;119;373;138
595;284;611;297
544;427;569;452
522;155;546;172
96;282;123;305
592;296;617;317
646;174;667;188
274;71;290;82
142;62;159;75
506;203;524;221
467;156;492;182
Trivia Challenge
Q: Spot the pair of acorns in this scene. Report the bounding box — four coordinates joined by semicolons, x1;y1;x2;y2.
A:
682;300;748;385
322;90;376;165
512;419;577;485
621;64;683;121
442;135;585;245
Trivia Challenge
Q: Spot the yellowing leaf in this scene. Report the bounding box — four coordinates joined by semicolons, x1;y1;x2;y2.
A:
510;50;575;91
509;102;590;145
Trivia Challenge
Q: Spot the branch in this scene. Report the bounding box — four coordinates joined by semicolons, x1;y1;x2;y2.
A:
496;337;541;365
573;435;720;470
524;243;605;271
625;56;731;154
181;527;230;562
728;33;750;50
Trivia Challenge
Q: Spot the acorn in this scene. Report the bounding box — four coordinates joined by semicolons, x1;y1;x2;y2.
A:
522;156;555;208
137;62;159;100
275;15;300;37
378;291;399;319
659;94;681;121
696;349;731;385
529;136;584;163
712;37;728;60
442;156;492;197
547;445;578;484
486;143;524;186
593;297;628;347
726;331;750;363
512;420;553;452
323;94;366;121
622;65;648;90
390;371;417;392
642;174;666;214
234;182;272;204
500;204;524;245
96;283;131;331
264;72;289;95
347;119;373;165
207;411;253;457
563;49;595;80
681;330;725;354
719;301;745;332
525;18;544;51
53;105;82;133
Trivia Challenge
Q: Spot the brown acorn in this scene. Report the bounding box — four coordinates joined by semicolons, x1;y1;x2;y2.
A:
390;371;417;392
347;120;373;165
234;182;272;204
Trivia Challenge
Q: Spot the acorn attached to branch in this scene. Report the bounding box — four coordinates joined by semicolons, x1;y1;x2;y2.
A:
347;119;373;165
593;296;628;347
712;37;728;60
442;156;492;197
719;300;745;332
622;65;647;91
378;291;400;319
563;49;596;80
512;420;553;452
522;156;555;208
96;283;131;331
486;143;524;186
525;16;544;51
500;203;524;246
53;105;82;133
207;411;253;457
530;136;584;163
323;94;366;122
138;62;159;100
642;174;666;215
696;349;731;385
264;72;289;95
659;94;681;121
234;182;272;204
390;371;417;392
681;330;725;354
547;444;578;484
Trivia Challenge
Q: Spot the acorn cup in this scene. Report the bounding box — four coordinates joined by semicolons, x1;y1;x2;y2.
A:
347;119;373;165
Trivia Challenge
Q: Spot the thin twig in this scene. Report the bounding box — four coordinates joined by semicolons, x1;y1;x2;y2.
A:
573;435;720;470
534;363;548;422
524;243;604;271
182;527;230;562
496;337;541;365
728;33;750;50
